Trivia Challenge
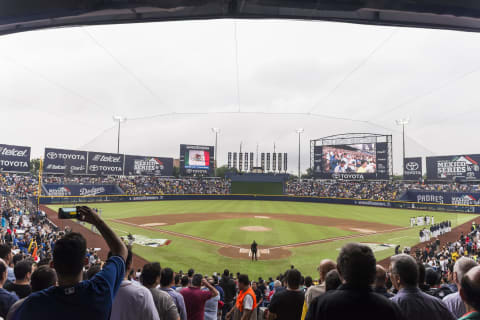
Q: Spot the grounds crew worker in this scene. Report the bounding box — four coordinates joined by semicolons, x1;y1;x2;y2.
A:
225;274;257;320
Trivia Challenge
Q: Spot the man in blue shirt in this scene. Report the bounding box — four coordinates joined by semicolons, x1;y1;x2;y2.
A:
14;206;127;320
0;258;18;318
390;254;456;320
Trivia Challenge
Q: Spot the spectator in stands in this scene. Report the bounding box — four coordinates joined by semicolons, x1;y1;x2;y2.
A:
268;269;304;320
220;269;237;319
4;260;32;298
0;244;15;283
0;258;18;319
324;269;341;292
458;266;480;320
390;254;455;320
444;257;478;318
14;206;127;320
160;267;188;320
225;274;256;320
425;267;453;299
111;248;159;320
306;243;404;320
178;275;189;293
6;265;57;320
141;262;180;320
181;273;218;320
204;277;220;320
305;259;336;307
373;265;393;298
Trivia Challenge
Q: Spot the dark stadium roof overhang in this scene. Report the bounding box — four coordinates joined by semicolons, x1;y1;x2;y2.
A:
2;0;480;36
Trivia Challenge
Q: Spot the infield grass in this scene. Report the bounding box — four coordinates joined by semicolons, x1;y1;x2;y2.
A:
48;200;477;279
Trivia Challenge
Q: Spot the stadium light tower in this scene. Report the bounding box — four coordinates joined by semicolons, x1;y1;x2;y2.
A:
296;128;304;181
212;127;220;176
113;115;126;154
395;118;410;169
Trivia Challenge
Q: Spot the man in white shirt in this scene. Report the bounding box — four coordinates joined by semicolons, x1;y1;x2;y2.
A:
110;248;159;320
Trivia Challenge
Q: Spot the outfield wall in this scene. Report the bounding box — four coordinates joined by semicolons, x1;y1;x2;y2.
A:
38;193;480;213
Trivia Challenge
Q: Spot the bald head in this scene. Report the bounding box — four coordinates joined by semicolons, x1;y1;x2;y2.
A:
375;265;387;287
318;259;337;282
460;266;480;312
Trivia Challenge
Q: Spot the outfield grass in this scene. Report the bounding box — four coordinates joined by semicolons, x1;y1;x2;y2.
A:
48;200;478;279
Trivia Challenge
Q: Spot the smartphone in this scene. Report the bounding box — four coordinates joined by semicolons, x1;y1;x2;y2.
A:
58;207;79;219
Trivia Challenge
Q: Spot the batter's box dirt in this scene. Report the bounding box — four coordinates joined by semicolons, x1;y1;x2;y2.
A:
218;245;292;260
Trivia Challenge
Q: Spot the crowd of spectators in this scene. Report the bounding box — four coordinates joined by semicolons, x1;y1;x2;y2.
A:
285;180;402;200
1;172;480;319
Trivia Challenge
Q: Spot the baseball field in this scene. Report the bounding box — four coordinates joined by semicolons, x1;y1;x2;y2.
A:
48;200;477;279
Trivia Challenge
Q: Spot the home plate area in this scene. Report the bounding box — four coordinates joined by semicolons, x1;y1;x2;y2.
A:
239;248;270;258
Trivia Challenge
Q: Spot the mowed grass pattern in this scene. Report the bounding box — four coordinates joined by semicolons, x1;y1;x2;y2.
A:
159;218;354;246
48;200;477;279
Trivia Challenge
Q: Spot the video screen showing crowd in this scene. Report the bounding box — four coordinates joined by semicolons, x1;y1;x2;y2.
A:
322;144;376;174
410;215;453;243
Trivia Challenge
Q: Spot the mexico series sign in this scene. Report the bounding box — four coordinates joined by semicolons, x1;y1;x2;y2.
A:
427;154;480;180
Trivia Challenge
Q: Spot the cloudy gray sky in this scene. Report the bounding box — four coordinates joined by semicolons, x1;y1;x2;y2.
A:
1;19;480;174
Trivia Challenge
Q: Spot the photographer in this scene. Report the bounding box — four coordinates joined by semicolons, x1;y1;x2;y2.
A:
13;206;127;320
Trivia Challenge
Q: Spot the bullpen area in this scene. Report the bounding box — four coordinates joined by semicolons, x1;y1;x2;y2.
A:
48;200;477;278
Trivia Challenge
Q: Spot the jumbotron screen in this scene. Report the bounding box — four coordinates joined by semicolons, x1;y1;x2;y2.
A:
313;141;389;180
322;144;376;174
180;144;215;176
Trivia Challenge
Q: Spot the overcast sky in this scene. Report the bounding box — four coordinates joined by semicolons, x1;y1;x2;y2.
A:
1;19;480;174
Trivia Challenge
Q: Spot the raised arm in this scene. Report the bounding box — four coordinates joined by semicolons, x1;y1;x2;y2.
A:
77;206;127;261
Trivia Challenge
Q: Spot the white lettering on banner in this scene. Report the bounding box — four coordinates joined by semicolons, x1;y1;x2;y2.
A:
416;194;444;204
79;187;106;196
47;187;72;196
46;152;85;160
332;173;365;180
0;160;28;167
92;154;122;163
0;147;28;157
89;165;122;172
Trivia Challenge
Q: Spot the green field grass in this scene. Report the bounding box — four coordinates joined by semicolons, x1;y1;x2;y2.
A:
48;200;478;279
159;218;355;246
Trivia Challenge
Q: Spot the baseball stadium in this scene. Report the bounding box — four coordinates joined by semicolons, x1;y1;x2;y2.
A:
2;1;480;320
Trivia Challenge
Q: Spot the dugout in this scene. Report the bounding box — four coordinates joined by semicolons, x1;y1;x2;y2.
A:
226;173;289;195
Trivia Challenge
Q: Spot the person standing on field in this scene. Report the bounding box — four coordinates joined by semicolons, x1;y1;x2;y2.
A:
251;241;258;261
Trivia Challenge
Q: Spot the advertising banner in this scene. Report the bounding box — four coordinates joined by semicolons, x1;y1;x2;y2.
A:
124;155;173;176
0;144;30;172
233;152;237;169
180;144;214;176
407;190;480;206
227;152;232;168
261;153;265;170
403;157;423;180
284;153;288;172
244;153;249;172
44;148;87;174
44;184;119;196
266;153;270;171
249;152;254;170
272;153;277;171
239;152;243;171
427;154;480;180
278;153;282;172
87;152;124;175
375;142;389;179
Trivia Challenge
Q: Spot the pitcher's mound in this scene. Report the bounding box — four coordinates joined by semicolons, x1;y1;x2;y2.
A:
240;226;272;232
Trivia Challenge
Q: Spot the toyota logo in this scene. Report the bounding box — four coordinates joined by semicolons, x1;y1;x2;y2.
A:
406;162;419;171
47;152;58;159
89;165;98;172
